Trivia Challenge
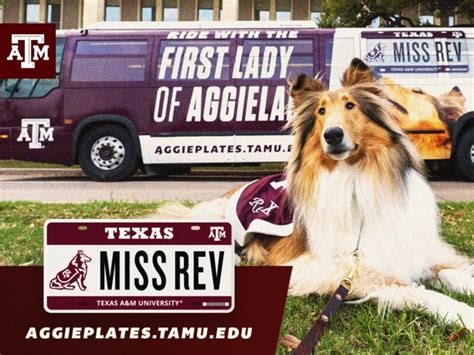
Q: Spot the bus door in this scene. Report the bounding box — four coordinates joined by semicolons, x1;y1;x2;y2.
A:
233;29;319;163
146;34;236;165
0;79;19;159
7;37;67;164
7;78;63;163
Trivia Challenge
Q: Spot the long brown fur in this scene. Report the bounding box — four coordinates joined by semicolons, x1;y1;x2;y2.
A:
243;228;307;266
245;58;427;266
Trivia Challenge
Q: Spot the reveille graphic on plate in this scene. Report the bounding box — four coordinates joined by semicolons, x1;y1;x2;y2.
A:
43;220;234;313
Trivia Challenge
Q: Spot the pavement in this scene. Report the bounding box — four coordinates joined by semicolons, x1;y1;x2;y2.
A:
0;168;473;203
0;168;251;203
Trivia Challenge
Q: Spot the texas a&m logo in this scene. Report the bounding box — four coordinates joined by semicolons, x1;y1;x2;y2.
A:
49;250;92;291
209;226;226;242
17;119;54;149
0;24;56;79
7;34;49;69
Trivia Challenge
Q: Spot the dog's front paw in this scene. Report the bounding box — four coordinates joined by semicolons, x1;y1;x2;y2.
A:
438;269;474;295
454;304;474;331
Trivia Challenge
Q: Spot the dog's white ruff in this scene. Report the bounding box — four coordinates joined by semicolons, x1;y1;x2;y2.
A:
286;163;473;329
296;164;463;284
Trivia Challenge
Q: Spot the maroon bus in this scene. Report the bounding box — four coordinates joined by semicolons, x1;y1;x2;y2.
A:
0;22;473;181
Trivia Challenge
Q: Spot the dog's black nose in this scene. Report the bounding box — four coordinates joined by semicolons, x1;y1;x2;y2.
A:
324;127;344;145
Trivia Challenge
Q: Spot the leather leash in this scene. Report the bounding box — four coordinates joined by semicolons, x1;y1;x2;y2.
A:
292;283;350;354
291;221;364;354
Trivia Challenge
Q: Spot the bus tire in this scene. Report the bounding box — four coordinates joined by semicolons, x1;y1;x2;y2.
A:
454;127;474;181
78;124;140;181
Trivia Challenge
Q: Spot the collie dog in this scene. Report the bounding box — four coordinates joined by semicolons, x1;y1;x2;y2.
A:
153;58;473;330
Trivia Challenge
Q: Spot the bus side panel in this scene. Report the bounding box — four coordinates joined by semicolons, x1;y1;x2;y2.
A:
327;28;474;161
143;29;326;165
63;34;155;161
63;87;153;137
7;89;72;165
0;128;12;160
10;127;73;165
357;29;473;160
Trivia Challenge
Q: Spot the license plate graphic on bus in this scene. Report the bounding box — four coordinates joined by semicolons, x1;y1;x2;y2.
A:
44;220;234;313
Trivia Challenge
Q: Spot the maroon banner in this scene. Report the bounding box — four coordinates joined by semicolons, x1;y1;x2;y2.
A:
0;24;56;79
0;266;291;355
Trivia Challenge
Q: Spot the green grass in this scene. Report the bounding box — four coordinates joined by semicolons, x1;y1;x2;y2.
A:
0;201;472;352
0;201;162;265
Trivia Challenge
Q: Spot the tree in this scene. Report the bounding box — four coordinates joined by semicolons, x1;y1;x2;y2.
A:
318;0;474;28
419;0;474;26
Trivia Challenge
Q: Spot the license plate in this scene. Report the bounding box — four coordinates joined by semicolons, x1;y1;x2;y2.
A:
44;220;234;313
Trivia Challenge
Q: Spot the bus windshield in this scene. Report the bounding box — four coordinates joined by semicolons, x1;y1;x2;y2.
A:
0;36;66;99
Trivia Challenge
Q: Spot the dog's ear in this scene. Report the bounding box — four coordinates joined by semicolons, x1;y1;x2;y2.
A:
341;58;374;87
289;73;325;108
438;86;465;120
441;86;465;107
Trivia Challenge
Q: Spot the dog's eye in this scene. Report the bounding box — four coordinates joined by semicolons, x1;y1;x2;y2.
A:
318;107;325;115
345;102;355;110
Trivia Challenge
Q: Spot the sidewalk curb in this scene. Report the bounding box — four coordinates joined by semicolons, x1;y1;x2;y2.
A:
0;168;84;176
0;168;280;177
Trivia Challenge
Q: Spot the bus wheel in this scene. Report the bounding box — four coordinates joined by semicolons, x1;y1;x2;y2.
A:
454;127;474;181
78;124;140;181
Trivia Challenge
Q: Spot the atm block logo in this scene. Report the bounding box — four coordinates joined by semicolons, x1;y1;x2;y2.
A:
0;24;56;79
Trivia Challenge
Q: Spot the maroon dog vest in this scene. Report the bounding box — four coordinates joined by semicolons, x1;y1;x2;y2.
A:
225;173;294;246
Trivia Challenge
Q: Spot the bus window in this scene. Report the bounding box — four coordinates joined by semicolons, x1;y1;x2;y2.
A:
71;40;148;82
240;39;314;80
71;57;146;82
0;79;19;98
12;79;37;98
4;37;65;99
31;76;60;97
56;37;66;73
75;40;148;56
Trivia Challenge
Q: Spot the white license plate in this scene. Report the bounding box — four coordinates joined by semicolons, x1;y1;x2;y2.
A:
44;220;234;313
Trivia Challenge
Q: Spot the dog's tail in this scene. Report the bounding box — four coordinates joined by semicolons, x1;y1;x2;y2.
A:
244;240;268;265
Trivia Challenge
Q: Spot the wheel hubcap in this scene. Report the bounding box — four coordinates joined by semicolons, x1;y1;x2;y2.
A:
91;136;125;171
470;144;474;164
